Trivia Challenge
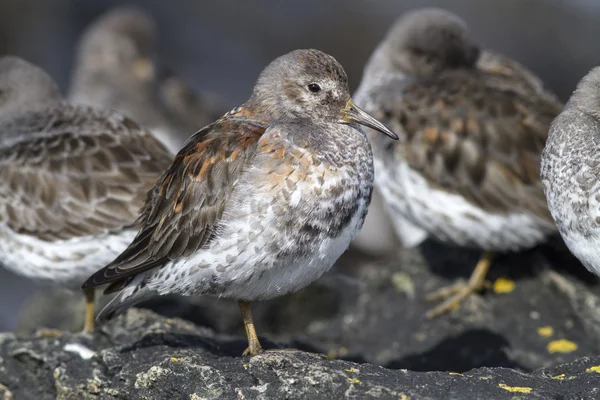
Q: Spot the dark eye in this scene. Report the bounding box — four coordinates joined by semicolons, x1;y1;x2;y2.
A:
307;83;321;93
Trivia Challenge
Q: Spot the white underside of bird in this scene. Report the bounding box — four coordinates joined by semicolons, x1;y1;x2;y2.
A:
374;157;554;251
0;225;137;289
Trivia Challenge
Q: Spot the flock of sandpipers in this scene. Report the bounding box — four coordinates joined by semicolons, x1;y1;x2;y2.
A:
0;6;598;357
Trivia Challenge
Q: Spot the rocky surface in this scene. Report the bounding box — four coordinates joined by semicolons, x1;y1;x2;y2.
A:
17;237;600;374
2;308;600;399
8;237;600;398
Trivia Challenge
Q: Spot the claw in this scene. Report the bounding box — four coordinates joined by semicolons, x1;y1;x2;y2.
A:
425;251;495;319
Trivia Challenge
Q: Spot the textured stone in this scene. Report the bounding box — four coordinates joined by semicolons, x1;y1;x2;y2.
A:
3;309;600;399
16;238;600;374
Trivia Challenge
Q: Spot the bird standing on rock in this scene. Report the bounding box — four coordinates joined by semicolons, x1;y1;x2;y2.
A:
83;49;398;356
542;67;600;279
69;6;224;154
354;8;562;318
0;56;173;333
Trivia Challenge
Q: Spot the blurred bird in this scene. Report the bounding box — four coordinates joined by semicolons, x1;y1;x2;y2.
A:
0;56;173;333
542;67;600;279
68;5;224;154
83;49;397;356
352;190;402;255
354;8;562;318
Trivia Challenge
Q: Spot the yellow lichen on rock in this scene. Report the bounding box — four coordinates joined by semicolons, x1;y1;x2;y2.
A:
547;339;578;354
498;383;532;393
493;278;515;294
537;326;554;338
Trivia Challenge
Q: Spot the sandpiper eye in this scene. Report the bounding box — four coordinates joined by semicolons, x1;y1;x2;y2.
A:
307;83;321;93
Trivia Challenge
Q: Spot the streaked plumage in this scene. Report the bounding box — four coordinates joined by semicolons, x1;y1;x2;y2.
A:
0;56;173;331
542;67;600;278
83;49;397;356
354;8;561;317
68;5;224;154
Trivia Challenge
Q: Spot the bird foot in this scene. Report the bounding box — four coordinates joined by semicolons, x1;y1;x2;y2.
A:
0;382;13;399
34;328;64;338
243;347;308;357
425;279;491;319
262;348;304;354
82;320;95;335
242;345;264;357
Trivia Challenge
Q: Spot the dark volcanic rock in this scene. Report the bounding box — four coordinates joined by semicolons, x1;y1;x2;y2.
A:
2;309;600;400
16;239;600;376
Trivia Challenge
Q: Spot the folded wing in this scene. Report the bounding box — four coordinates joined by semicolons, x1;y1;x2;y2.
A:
0;105;172;242
373;66;562;221
82;112;268;289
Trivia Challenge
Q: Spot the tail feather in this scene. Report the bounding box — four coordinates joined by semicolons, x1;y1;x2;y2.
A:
96;274;155;323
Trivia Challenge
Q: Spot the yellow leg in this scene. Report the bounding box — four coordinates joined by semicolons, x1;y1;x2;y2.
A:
239;301;263;356
0;382;13;399
83;288;95;333
425;251;494;319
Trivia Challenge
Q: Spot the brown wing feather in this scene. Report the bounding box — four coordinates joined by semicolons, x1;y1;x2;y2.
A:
0;105;172;241
376;66;562;220
476;50;563;111
82;110;267;288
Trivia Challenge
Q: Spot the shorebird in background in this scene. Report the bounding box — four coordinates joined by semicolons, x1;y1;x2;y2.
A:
69;5;224;154
0;56;173;332
354;8;562;318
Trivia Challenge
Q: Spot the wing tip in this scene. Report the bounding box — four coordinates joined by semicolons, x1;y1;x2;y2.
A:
81;265;118;289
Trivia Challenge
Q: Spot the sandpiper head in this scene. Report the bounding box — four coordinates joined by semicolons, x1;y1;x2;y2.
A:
378;8;480;78
0;56;61;120
74;6;157;83
249;49;397;139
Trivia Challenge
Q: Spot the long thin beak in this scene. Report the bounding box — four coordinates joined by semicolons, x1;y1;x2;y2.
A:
339;98;398;140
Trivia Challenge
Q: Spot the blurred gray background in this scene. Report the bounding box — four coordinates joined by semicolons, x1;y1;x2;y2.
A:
0;0;599;331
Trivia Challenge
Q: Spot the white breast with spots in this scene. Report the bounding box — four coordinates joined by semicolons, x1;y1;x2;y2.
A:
147;136;372;300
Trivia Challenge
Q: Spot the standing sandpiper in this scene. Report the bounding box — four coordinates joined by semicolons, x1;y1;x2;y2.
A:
542;67;600;279
69;5;223;154
354;8;562;318
83;49;397;356
0;56;173;333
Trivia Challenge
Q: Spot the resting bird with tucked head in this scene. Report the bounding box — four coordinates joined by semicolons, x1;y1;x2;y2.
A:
68;5;224;154
354;8;562;318
0;56;173;333
83;49;397;356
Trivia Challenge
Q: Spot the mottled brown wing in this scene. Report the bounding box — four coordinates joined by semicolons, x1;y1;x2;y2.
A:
82;111;267;288
378;68;562;220
477;50;563;111
0;105;172;241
